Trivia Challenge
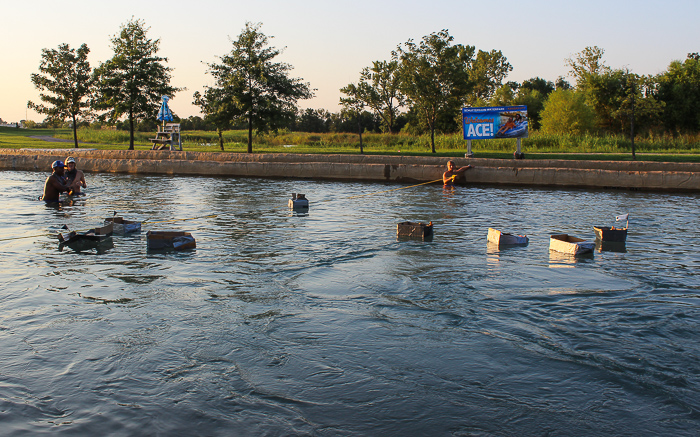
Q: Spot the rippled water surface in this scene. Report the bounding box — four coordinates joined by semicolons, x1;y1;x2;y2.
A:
1;170;699;436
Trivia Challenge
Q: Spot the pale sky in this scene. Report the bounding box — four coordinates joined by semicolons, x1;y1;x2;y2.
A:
1;0;697;123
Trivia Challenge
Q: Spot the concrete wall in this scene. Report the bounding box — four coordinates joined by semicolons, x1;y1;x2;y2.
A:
1;149;698;192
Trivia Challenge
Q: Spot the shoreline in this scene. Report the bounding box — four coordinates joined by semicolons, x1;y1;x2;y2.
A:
1;148;698;192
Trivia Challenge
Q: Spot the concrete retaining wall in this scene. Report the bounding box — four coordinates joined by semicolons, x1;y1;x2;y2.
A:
1;149;698;192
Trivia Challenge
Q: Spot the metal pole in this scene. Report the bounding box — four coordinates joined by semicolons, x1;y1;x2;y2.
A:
515;138;523;159
465;139;473;158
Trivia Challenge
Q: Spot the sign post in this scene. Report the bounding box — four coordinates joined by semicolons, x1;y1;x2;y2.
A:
462;105;528;159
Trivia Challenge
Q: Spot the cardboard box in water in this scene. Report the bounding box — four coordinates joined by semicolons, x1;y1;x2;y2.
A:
549;234;594;255
593;226;627;242
397;221;433;239
147;230;196;251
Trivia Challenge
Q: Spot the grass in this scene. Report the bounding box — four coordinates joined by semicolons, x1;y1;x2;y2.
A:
2;126;700;162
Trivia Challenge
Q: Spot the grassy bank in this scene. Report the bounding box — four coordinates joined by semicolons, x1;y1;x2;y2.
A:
2;126;700;162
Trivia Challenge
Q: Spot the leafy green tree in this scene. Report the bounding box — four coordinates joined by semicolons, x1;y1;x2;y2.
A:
92;18;181;150
490;81;517;106
512;77;555;130
555;76;572;90
295;108;330;133
656;53;700;133
565;46;610;90
340;60;405;133
521;77;555;96
193;87;234;151
394;29;475;153
468;49;513;105
28;43;92;149
339;89;368;153
587;69;663;134
201;22;314;153
539;89;597;135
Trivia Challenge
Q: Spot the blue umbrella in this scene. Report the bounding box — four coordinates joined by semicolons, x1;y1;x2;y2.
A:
157;96;173;128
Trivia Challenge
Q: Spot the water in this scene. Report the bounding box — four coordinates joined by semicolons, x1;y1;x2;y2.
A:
1;170;699;436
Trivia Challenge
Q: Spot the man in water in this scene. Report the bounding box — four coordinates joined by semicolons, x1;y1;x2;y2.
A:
42;160;72;203
64;156;87;194
443;160;473;186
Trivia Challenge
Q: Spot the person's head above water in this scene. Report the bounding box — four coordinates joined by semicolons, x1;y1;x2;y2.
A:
51;160;65;176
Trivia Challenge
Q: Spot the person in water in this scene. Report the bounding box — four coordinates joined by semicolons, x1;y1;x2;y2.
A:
42;160;73;202
443;160;473;186
64;156;86;194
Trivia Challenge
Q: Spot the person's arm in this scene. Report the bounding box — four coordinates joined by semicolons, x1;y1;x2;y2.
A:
79;171;87;188
49;175;72;194
456;165;473;173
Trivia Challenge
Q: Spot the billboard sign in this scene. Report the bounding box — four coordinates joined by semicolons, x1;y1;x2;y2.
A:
462;105;528;140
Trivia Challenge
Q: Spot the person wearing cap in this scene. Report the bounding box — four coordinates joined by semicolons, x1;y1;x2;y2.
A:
64;156;87;194
42;160;73;203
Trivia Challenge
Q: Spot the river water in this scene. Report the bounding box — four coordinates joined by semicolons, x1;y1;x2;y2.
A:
1;170;698;436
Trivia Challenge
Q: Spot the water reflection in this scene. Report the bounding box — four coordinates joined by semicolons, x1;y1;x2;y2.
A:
548;249;595;266
596;240;627;253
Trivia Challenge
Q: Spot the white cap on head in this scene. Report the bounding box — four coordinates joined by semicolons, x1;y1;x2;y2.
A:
66;157;76;164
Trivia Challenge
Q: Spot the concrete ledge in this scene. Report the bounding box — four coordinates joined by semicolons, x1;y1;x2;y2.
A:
1;149;698;192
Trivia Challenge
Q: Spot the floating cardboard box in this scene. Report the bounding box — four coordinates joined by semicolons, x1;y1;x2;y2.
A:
397;221;433;239
147;230;196;251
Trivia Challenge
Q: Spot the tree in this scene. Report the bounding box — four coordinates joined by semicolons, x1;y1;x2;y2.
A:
394;29;475;153
555;76;572;90
92;18;181;149
656;53;700;133
512;77;555;130
340;60;405;133
193;87;234;151
539;89;597;135
565;46;610;90
467;49;513;105
201;22;314;153
339;89;367;153
490;81;518;106
294;108;330;133
587;69;664;134
28;43;92;149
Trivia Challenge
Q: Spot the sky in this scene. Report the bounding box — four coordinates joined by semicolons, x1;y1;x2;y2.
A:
1;0;698;123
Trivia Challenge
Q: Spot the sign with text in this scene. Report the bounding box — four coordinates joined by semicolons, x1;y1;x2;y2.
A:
462;105;528;140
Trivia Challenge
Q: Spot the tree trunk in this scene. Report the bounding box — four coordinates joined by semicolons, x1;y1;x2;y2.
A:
358;119;364;154
217;128;224;151
430;125;436;153
128;111;135;150
72;114;79;149
247;114;253;154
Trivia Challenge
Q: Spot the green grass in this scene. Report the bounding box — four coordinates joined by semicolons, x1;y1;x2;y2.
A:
2;126;699;162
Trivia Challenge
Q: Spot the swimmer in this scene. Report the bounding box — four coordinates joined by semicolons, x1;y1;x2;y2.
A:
41;160;72;203
64;156;87;194
443;160;473;186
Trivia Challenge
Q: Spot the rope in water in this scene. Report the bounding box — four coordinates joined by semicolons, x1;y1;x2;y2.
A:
3;177;446;243
316;178;445;203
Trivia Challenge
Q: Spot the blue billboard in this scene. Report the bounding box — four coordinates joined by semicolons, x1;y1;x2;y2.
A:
462;105;528;140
